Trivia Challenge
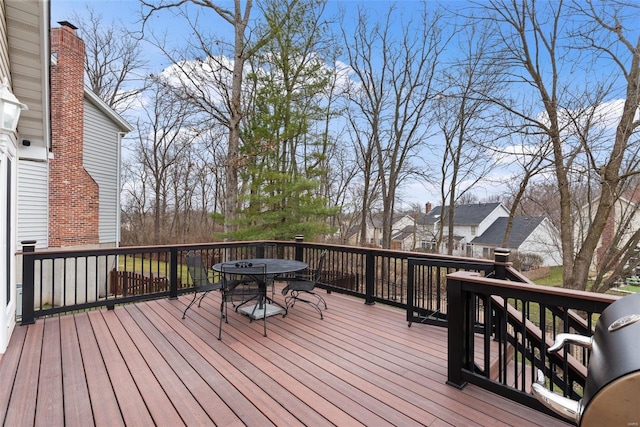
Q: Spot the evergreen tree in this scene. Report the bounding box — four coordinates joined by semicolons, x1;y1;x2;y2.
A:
228;0;339;241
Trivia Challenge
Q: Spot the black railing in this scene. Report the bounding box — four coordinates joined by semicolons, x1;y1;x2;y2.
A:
21;239;503;323
446;270;617;419
406;257;496;326
19;240;300;323
18;239;617;418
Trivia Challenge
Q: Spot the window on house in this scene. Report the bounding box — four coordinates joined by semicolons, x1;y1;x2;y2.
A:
471;226;477;236
483;247;491;259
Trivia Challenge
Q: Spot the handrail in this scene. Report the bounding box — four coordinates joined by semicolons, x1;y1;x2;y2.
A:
446;270;616;419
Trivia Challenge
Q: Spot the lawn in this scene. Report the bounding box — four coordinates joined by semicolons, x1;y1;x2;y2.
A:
533;266;637;296
532;266;563;287
118;256;195;286
618;284;640;293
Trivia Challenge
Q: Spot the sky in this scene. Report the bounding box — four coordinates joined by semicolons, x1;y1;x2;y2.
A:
50;1;638;210
51;0;468;209
51;0;431;68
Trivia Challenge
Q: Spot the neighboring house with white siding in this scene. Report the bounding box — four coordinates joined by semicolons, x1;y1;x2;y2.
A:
345;213;416;249
417;203;510;256
469;216;562;267
576;189;640;274
417;203;561;266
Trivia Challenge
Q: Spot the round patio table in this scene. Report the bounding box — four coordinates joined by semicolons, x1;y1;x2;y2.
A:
211;258;308;327
212;258;307;278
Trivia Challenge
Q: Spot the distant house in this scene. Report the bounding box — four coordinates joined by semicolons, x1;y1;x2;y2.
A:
391;225;417;251
417;202;561;266
417;202;510;256
470;216;562;267
577;189;640;273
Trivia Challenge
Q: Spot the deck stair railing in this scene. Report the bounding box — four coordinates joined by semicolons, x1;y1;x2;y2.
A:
446;269;617;419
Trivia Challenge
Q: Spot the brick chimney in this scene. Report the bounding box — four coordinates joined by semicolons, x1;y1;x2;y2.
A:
425;202;432;214
49;22;99;247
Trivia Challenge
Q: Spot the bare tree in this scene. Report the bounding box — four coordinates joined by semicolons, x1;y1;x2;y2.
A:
433;22;503;254
498;132;552;248
141;0;299;236
131;79;196;244
69;6;149;112
343;3;443;249
344;101;380;246
478;0;640;290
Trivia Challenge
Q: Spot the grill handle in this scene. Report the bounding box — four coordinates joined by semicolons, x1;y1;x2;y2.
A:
532;369;583;423
548;332;593;353
531;333;591;423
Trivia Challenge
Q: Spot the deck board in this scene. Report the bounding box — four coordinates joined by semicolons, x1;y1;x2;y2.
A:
4;320;42;427
36;318;64;426
0;286;572;427
74;313;124;427
59;315;95;427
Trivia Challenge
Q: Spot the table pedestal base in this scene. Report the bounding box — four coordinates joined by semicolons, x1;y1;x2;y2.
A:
238;303;284;320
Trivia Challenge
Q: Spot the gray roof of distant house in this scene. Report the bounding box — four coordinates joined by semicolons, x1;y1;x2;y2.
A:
471;216;545;247
419;202;502;226
392;225;415;242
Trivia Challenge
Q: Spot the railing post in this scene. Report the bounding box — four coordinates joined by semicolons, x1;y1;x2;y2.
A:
169;247;178;300
447;274;469;389
494;248;510;280
365;252;375;305
406;258;415;325
294;235;304;262
20;241;36;325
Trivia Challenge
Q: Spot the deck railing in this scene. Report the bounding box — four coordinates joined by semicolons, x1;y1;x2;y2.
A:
446;270;617;419
20;239;508;323
18;239;616;418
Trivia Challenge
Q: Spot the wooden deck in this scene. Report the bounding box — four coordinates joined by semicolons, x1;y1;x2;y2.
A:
0;286;570;426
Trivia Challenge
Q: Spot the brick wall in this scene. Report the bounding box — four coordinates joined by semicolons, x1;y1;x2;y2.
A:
49;23;99;247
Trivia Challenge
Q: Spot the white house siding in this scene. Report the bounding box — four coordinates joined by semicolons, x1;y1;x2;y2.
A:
477;205;509;236
519;220;562;267
439;205;510;247
612;199;640;251
10;0;49;247
470;218;562;267
0;2;9;78
17;159;47;247
83;98;120;244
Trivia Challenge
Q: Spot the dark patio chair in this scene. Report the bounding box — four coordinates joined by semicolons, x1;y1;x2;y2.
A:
182;251;223;320
281;250;328;319
183;252;262;340
220;261;269;337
